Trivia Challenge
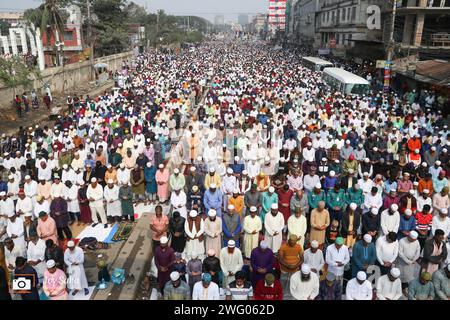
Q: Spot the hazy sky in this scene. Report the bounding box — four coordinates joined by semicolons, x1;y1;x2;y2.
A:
1;0;269;23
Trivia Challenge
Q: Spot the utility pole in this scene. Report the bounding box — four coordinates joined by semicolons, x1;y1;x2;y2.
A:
384;0;397;91
156;11;160;49
87;0;94;80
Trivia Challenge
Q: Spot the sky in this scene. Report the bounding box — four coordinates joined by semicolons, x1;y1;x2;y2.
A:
0;0;269;23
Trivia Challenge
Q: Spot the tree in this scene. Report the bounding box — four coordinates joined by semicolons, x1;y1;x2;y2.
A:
0;20;10;34
0;56;41;97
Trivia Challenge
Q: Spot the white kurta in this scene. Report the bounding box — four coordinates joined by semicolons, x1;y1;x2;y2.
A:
184;218;205;260
6;218;26;255
104;185;122;217
396;237;421;283
303;249;325;274
65;185;80;213
24;181;38;198
16;197;33;216
376;275;403;300
204;217;223;258
27;239;46;280
264;212;285;253
345;279;373;300
287;215;307;248
33;200;50;219
220;247;244;288
64;247;89;291
380;210;400;236
243;215;262;258
170;191;187;219
289;271;320;300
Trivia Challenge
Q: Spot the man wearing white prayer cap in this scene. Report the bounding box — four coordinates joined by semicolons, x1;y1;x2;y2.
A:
204;208;222;259
163;271;191;300
184;209;205;260
86;175;108;228
42;258;69;300
380;203;400;236
350;233;376;278
220;239;243;288
264;200;284;253
303;240;325;276
289;263;320;300
376;267;403;300
64;238;89;296
104;177;122;222
346;271;372;300
243;203;262;258
397;230;421;286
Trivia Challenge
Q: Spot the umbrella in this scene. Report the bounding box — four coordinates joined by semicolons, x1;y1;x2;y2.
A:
94;62;108;69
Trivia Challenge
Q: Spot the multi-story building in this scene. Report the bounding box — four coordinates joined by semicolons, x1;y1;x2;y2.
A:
0;12;24;27
291;0;320;49
315;0;388;58
41;5;83;67
389;0;450;61
251;14;267;34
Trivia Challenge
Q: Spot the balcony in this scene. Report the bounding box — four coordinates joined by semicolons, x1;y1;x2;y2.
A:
422;32;450;47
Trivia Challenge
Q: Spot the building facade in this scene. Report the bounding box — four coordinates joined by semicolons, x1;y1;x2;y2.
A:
315;0;388;58
291;0;320;48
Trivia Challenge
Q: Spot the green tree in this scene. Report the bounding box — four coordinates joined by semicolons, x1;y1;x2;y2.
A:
0;56;41;97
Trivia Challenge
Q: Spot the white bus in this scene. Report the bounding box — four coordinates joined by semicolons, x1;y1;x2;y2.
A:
302;56;334;72
322;68;370;96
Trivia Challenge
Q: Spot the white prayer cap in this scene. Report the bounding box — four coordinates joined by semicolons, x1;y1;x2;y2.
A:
260;241;268;249
174;168;180;174
8;174;14;180
146;163;151;168
307;142;312;147
390;204;399;212
242;170;248;175
25;175;31;180
24;212;33;217
436;160;442;166
227;240;236;248
440;208;448;214
91;177;97;183
356;271;367;281
210;183;217;189
250;206;257;212
268;186;275;193
271;203;278;210
311;240;319;249
413;181;419;186
348;169;354;174
301;264;311;274
227;204;235;211
409;231;418;239
345;140;350;144
423;189;430;194
7;211;15;218
234;156;240;161
67;240;75;247
190;166;196;172
421;162;427;167
160;236;168;244
208;209;217;217
363;234;372;243
404;209;413;216
414;149;419;154
350;203;357;211
197;156;203;161
63;164;68;169
0;191;5;197
315;183;322;189
170;271;180;281
329;170;335;177
404;172;410;176
363;172;369;176
321;157;327;162
371;208;378;215
227;168;233;174
373;147;378;152
46;260;56;268
443;148;448;153
431;146;437;151
209;167;216;173
107;179;114;184
120;163;125;169
390;268;401;278
158;164;164;169
189;210;198;218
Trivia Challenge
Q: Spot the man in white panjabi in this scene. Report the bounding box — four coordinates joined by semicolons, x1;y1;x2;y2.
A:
289;264;320;300
184;210;205;260
287;207;307;248
6;212;26;255
204;209;222;258
376;267;404;300
243;206;262;258
86;177;108;228
396;230;421;286
346;271;373;300
220;240;244;289
104;179;122;221
303;240;325;275
264;203;285;253
27;233;47;282
170;187;188;219
64;241;89;296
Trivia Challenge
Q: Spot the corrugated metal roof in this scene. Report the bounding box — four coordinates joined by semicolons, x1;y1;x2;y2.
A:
415;59;450;82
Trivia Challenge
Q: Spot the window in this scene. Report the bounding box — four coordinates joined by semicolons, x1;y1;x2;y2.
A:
342;8;346;21
327;11;330;22
331;10;335;23
347;8;351;20
351;7;356;20
322;13;325;22
63;31;74;41
336;34;340;45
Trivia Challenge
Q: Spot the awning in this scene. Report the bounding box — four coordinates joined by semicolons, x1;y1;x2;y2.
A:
94;62;108;69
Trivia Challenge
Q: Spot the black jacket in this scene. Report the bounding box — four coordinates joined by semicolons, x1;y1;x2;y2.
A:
340;209;361;238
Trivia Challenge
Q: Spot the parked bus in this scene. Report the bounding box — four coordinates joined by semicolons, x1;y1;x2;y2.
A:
322;67;370;96
302;56;334;72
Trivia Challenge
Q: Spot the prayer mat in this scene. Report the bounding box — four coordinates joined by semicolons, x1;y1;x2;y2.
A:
111;222;134;242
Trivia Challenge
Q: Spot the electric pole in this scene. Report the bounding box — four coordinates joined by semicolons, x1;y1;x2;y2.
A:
87;0;94;80
384;0;397;91
156;11;160;48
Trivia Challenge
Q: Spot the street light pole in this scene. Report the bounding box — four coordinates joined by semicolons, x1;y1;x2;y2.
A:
384;0;397;91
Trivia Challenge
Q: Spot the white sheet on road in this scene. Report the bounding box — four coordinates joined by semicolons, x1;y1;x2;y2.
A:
69;286;96;300
76;224;114;242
